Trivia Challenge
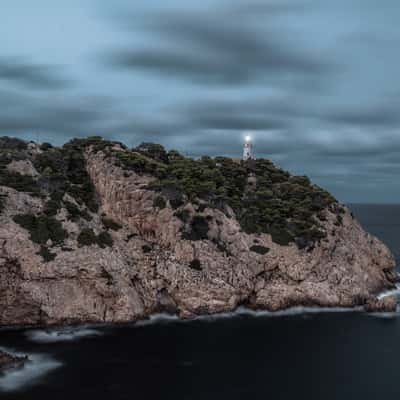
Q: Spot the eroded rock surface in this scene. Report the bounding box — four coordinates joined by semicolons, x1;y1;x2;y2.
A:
0;351;28;372
0;137;397;326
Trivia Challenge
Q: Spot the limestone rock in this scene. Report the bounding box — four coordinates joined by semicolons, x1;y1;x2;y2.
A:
0;138;397;326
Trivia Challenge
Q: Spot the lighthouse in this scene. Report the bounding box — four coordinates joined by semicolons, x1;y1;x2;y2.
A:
243;135;253;161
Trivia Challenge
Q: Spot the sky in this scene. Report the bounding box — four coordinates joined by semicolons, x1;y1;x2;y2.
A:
1;0;399;203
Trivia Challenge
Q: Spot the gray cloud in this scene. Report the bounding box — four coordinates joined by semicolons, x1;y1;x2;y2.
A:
0;90;110;142
0;58;71;90
229;0;313;16
326;104;400;128
102;4;332;86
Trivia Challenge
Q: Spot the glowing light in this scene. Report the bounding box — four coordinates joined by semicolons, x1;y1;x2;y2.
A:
245;135;251;142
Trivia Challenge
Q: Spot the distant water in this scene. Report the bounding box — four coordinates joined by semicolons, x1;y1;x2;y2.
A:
349;204;400;267
0;204;399;400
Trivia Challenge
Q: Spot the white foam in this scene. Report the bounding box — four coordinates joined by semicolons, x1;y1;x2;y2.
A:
0;347;62;392
25;327;103;343
376;283;400;300
192;305;362;322
132;306;362;327
134;313;179;327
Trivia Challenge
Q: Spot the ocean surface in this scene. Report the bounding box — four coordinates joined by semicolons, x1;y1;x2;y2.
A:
0;204;399;400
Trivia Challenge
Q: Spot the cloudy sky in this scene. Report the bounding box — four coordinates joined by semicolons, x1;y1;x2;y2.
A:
1;0;399;203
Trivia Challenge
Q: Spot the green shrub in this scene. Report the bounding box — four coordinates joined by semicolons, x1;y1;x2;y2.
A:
174;209;191;223
102;217;122;231
100;267;113;285
78;228;114;248
182;216;209;241
61;246;74;252
0;171;40;196
334;215;343;226
0;193;6;213
37;246;56;262
34;143;99;212
40;142;53;151
249;245;270;255
188;259;202;271
142;244;152;253
97;231;113;248
43;199;60;216
112;150;167;178
13;214;67;245
64;201;92;222
153;196;166;209
135;143;168;163
77;228;97;247
270;226;293;246
0;137;27;150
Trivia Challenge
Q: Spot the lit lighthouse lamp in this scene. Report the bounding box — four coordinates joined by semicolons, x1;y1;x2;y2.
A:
243;135;253;161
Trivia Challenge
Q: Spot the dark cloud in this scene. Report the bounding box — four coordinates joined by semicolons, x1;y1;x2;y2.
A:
229;0;313;16
0;58;71;90
179;99;292;131
326;104;400;128
0;90;109;141
102;4;332;86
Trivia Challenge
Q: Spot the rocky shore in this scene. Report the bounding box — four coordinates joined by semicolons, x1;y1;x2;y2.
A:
0;350;28;373
0;136;397;327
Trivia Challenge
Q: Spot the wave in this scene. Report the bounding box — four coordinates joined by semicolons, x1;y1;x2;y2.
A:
134;313;179;327
0;347;62;392
193;305;363;321
376;283;400;300
133;305;363;327
25;326;103;343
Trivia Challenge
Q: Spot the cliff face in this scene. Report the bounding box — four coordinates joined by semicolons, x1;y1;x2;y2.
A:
0;137;397;326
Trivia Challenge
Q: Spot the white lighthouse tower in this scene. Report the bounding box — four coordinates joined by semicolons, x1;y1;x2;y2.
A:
243;135;253;161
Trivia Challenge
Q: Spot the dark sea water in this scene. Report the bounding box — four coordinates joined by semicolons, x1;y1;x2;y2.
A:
0;204;399;400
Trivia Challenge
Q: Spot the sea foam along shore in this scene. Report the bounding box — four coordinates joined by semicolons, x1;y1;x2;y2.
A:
0;347;61;393
25;326;103;343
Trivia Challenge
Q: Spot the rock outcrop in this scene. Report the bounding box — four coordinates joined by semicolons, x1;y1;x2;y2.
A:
0;136;397;326
0;350;28;372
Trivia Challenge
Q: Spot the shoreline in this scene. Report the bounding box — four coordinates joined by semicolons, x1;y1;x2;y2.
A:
0;300;398;332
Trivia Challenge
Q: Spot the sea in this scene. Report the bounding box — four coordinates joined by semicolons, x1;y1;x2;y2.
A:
0;204;399;400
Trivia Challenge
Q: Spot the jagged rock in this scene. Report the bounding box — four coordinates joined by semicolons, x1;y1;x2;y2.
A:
365;296;397;312
6;159;39;177
0;137;397;326
0;350;29;372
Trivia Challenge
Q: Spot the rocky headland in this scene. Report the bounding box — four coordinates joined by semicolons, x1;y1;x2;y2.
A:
0;350;28;373
0;136;397;327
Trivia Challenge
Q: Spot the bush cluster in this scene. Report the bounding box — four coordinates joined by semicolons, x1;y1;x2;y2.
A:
0;193;6;213
1;136;338;249
101;217;122;231
77;228;113;248
34;141;99;213
13;213;67;245
142;244;152;253
109;142;337;248
153;196;166;209
0;168;40;196
188;259;202;271
249;245;270;255
0;137;28;151
37;245;56;262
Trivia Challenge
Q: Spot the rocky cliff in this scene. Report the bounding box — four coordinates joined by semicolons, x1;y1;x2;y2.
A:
0;136;397;326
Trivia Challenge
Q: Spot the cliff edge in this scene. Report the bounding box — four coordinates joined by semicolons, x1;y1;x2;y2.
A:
0;136;397;326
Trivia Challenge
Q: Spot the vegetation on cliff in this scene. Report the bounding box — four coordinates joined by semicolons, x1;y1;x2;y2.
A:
0;136;339;250
105;141;337;248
